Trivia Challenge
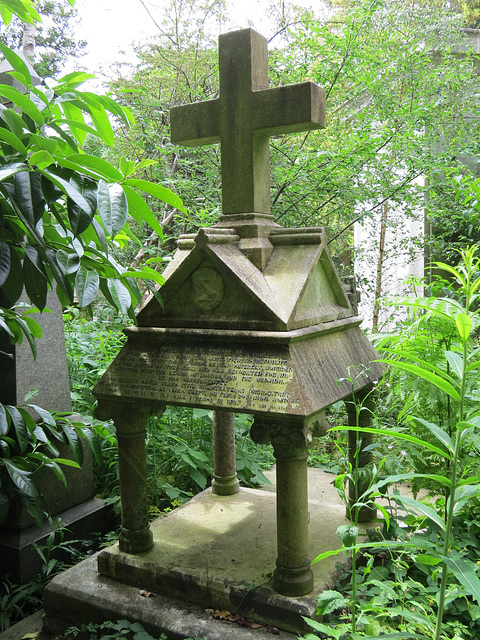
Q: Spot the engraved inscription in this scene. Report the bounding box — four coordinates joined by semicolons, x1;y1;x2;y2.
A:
101;344;300;413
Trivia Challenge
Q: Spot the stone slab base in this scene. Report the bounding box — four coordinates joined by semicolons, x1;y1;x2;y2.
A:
44;472;373;637
0;498;113;582
43;556;298;640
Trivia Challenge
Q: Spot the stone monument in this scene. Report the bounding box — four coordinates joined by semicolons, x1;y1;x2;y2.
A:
0;290;111;581
44;28;384;636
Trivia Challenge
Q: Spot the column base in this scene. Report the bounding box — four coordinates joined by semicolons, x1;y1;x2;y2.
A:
119;525;153;554
273;561;314;596
346;503;377;523
211;474;240;496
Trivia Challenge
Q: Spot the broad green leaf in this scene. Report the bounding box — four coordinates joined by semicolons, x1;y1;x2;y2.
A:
0;403;9;436
410;417;454;453
0;84;44;126
0;43;32;86
0;127;27;156
14;171;45;226
6;405;27;452
107;278;131;315
57;71;96;87
303;620;343;639
2;108;26;137
124;178;184;210
61;424;83;465
23;315;42;338
0;0;40;23
89;104;114;146
123;184;164;238
119;266;165;288
23;249;48;310
0;239;11;286
60;154;123;182
28;404;56;427
0;161;26;182
442;555;480;605
97;181;128;237
456;313;472;341
390;495;445;531
362;472;452;502
3;459;36;497
119;156;135;177
53;457;81;468
331;426;451;459
57;249;80;275
43;169;92;214
415;553;441;566
29;150;54;170
316;590;349;616
445;350;464;379
75;265;99;307
67;175;97;236
376;359;460;402
47;460;67;487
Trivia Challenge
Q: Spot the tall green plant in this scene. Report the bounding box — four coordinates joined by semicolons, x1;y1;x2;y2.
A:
306;247;480;638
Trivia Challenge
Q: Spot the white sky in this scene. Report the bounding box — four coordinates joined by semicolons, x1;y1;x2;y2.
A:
73;0;320;80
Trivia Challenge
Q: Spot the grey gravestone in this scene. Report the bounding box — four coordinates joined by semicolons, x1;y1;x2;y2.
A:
91;27;384;620
0;290;110;581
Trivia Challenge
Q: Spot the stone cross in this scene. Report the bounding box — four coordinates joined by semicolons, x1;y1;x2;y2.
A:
170;28;326;215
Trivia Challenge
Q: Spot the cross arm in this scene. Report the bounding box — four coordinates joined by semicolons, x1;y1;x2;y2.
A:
170;99;220;146
252;82;326;136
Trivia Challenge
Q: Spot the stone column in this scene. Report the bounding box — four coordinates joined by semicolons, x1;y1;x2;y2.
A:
96;400;165;554
212;410;240;495
344;387;377;523
251;418;313;596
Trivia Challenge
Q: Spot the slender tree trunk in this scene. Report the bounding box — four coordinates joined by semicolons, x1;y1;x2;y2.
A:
22;23;36;61
372;201;388;332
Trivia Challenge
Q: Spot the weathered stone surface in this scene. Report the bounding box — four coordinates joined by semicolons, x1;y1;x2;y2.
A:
92;25;385;605
94;320;383;418
170;29;325;215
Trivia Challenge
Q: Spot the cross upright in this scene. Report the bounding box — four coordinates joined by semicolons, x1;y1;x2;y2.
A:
170;28;326;216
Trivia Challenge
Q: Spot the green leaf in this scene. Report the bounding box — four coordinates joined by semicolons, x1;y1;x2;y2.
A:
123;178;184;210
0;239;11;286
107;278;131;315
60;154;123;182
29;150;55;170
0;43;32;87
303;620;343;639
3;459;36;497
410;417;454;453
390;494;445;531
43;169;93;214
57;249;80;275
6;404;27;451
89;104;114;146
75;265;99;307
0;403;9;436
0;127;27;156
316;590;349;616
376;359;460;402
331;426;451;459
0;161;26;182
0;84;44;126
442;555;480;605
336;524;358;547
67;175;97;236
27;404;56;427
456;312;472;341
14;171;45;226
97;181;128;237
23;246;48;310
123;184;164;238
61;424;83;465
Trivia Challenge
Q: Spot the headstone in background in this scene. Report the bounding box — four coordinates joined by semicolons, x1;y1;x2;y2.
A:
0;290;111;582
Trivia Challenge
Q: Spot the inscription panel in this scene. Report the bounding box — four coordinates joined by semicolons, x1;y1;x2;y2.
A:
99;342;301;413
